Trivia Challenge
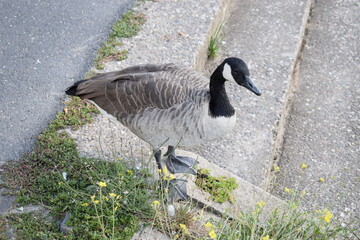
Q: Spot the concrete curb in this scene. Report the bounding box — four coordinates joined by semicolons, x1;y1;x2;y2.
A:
176;150;285;222
265;0;314;190
104;0;234;72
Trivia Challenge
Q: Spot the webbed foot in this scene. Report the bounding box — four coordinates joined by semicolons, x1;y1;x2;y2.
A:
164;146;198;175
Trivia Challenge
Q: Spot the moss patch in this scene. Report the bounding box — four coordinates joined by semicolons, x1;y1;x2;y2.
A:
195;168;238;203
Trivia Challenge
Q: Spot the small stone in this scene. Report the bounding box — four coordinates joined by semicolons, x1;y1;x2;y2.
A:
16;206;24;212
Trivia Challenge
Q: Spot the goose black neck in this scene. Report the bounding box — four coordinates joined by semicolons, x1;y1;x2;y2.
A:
209;67;235;118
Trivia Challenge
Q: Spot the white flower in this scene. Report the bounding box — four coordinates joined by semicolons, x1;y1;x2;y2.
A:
62;172;67;181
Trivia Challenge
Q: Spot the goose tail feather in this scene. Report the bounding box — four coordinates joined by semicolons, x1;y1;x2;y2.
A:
65;80;87;96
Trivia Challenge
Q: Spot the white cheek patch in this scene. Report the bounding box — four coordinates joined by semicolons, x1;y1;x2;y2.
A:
222;63;236;82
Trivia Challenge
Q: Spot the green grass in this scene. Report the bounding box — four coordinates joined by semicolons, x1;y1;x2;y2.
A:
0;97;156;239
1;97;358;239
214;200;357;240
51;97;99;130
0;212;63;239
207;24;223;59
0;7;358;238
95;11;146;69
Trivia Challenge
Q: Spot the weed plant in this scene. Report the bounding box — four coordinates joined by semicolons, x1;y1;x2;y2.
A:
208;24;223;59
0;101;357;240
95;11;145;69
0;97;156;239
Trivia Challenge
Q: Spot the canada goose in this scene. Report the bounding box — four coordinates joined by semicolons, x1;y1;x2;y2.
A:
66;57;261;199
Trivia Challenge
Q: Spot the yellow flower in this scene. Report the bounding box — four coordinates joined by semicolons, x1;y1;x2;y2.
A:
179;223;187;230
209;230;217;239
151;200;160;207
262;235;270;240
323;209;333;223
301;163;308;169
103;196;109;201
109;193;117;198
179;223;190;235
162;166;169;176
284;187;291;193
204;222;215;230
319;177;325;182
90;195;95;200
127;169;133;175
93;200;100;204
81;203;89;207
117;157;123;161
163;174;175;181
273;165;281;172
97;181;107;187
257;200;266;208
289;203;298;209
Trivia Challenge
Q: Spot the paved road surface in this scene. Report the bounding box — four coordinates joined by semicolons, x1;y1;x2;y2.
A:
0;0;134;163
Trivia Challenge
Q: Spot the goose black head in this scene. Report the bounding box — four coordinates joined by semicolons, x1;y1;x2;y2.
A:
222;57;261;96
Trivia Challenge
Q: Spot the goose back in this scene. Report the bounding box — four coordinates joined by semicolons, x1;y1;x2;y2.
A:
73;64;224;148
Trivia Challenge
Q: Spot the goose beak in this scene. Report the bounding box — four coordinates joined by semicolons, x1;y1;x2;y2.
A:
243;76;261;96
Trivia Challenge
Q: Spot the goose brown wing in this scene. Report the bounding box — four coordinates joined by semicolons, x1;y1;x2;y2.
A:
74;64;208;118
103;71;205;116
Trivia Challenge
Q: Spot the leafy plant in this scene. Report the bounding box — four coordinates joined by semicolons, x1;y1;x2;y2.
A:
195;168;238;203
0;96;155;239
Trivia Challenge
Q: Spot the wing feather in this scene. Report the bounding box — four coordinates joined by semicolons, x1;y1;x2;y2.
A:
74;64;208;119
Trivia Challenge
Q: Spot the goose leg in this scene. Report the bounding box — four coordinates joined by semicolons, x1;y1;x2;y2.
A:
154;149;189;201
164;146;198;175
154;149;163;170
168;179;188;201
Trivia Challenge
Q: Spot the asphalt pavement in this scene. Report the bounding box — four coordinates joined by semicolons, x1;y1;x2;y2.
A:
0;0;134;163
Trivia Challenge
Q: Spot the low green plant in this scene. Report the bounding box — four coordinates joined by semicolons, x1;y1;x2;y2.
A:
207;23;223;59
195;168;238;203
110;11;146;39
0;97;156;239
95;11;145;69
1;212;63;239
51;97;99;130
213;199;357;240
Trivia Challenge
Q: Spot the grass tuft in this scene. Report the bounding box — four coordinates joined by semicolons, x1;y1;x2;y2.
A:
208;23;223;59
214;199;357;240
95;11;146;69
